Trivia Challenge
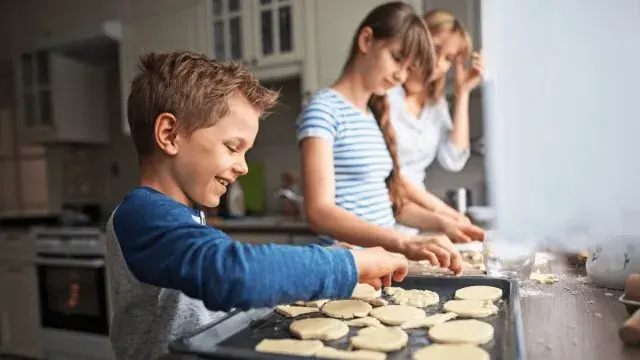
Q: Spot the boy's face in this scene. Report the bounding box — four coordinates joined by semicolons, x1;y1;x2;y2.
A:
171;94;259;208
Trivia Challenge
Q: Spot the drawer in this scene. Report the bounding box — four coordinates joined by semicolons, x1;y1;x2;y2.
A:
0;231;35;262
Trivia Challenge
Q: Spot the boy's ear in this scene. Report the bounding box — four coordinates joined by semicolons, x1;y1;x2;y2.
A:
154;113;180;156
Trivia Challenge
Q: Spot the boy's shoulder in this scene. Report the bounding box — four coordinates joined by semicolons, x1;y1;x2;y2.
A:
112;186;205;232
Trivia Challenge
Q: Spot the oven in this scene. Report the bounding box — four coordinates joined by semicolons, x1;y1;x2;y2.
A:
31;226;114;360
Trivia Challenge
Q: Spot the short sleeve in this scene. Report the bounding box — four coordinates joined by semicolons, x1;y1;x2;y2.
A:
296;98;340;145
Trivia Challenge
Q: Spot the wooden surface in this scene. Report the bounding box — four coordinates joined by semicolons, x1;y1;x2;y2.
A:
159;254;640;360
518;255;640;360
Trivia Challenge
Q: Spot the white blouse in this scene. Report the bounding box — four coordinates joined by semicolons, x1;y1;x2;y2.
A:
387;86;470;190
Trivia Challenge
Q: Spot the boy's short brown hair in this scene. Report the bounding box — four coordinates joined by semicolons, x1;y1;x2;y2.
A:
127;51;279;157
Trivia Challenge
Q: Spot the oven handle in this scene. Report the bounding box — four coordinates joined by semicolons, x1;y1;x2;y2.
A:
35;257;105;268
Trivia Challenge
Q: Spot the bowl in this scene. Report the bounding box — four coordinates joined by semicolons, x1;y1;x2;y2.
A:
586;237;640;289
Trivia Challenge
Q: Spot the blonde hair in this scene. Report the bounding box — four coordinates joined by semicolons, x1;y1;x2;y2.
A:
423;9;473;101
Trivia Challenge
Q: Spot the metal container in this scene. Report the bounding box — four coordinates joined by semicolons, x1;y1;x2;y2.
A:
445;187;472;214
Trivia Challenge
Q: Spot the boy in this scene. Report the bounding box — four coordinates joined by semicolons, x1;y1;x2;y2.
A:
105;51;409;360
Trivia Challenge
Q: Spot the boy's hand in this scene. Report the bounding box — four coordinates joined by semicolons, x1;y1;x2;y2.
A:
402;234;463;274
350;247;408;289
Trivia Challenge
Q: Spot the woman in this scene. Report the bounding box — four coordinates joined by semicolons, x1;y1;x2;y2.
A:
387;9;484;234
297;2;483;272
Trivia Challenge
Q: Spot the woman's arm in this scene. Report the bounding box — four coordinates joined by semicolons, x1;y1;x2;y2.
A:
402;176;467;223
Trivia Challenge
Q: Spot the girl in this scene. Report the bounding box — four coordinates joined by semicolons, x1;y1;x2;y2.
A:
297;2;483;271
388;9;484;234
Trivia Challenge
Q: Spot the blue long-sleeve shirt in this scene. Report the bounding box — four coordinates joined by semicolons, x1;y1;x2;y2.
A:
105;186;357;360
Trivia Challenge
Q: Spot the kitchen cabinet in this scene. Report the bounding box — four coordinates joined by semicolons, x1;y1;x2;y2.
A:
119;1;208;135
14;50;110;144
0;262;43;359
206;0;305;79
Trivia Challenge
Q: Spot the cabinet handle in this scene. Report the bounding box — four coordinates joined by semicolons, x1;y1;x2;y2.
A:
251;58;258;66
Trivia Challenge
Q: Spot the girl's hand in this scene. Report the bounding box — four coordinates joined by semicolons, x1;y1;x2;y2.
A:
455;51;484;94
401;234;463;273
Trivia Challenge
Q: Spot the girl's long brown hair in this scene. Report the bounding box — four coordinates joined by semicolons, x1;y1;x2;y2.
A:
344;1;436;214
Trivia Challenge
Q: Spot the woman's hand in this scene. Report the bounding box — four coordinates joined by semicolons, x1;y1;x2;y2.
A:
441;218;485;243
455;51;484;94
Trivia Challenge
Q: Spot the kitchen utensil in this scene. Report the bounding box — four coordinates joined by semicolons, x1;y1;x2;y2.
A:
445;188;472;214
169;276;526;360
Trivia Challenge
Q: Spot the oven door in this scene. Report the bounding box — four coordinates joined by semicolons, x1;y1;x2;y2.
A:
35;255;109;335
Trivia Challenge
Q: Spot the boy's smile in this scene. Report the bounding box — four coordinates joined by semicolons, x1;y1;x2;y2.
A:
171;94;260;208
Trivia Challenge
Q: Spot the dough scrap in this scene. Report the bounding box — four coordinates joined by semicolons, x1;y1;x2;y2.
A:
289;318;349;341
530;269;559;284
322;300;372;319
314;347;387;360
351;283;382;299
255;339;323;356
400;312;458;329
344;316;384;328
385;287;439;307
370;305;426;326
443;300;498;318
275;305;319;318
350;326;409;353
294;299;330;308
429;319;494;345
361;297;388;307
413;344;490;360
455;286;503;301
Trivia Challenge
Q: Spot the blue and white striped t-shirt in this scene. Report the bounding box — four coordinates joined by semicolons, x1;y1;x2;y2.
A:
297;89;396;244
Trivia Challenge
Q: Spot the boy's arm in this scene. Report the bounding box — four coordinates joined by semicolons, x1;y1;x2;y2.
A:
112;207;358;311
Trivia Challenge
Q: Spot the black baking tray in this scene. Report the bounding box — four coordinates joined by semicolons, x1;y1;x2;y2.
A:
169;276;526;360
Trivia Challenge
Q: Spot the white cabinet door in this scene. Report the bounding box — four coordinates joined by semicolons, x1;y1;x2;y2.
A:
120;2;208;135
208;0;251;62
0;263;43;359
250;0;304;67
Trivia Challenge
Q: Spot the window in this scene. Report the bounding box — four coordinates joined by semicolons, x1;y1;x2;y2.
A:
0;107;49;216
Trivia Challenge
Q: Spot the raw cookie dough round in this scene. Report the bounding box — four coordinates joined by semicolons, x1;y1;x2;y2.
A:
370;305;426;326
443;300;498;318
350;326;409;352
428;319;494;345
413;344;490;360
454;286;503;301
351;283;382;299
289;318;349;340
385;288;439;307
315;347;387;360
255;339;324;356
322;300;372;319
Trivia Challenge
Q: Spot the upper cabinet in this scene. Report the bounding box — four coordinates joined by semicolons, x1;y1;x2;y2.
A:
119;2;209;135
207;0;305;77
14;50;110;144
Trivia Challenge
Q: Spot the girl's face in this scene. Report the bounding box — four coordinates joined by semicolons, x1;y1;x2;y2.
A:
358;28;414;95
404;31;464;93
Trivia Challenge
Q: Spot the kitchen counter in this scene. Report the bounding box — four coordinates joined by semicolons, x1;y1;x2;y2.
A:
159;254;640;360
207;216;313;235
